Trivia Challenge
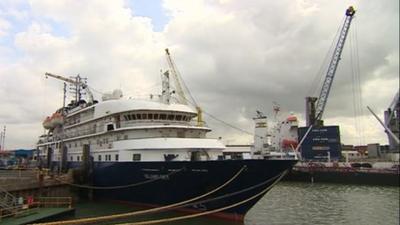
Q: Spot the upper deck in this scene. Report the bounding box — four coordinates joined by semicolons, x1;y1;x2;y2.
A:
64;98;198;128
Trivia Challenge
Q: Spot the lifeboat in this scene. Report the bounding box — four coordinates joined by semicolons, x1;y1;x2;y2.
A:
42;112;64;129
281;139;298;149
51;112;64;126
42;116;53;129
287;115;297;122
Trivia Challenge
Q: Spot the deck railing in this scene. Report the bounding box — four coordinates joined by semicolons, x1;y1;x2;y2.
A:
0;196;73;220
34;197;73;209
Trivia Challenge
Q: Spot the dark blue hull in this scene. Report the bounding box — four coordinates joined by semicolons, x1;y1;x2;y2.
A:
84;159;296;221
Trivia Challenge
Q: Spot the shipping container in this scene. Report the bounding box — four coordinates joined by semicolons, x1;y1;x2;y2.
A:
298;126;341;160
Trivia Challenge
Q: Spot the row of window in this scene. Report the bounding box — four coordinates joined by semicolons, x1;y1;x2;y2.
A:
98;154;118;161
66;136;126;149
70;153;140;162
123;113;191;122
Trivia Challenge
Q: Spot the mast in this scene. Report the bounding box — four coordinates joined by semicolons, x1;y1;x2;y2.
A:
1;126;5;151
161;70;171;104
164;49;204;126
165;49;187;105
0;129;2;151
45;72;94;104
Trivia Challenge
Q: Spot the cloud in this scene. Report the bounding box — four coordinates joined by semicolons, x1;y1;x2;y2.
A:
0;17;11;37
0;0;398;149
161;0;399;145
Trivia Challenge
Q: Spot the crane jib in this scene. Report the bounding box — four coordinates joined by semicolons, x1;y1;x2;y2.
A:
315;6;356;122
45;72;94;104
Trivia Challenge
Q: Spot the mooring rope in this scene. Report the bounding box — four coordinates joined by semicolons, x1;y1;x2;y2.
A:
117;170;289;225
175;169;285;210
33;165;246;225
54;168;184;190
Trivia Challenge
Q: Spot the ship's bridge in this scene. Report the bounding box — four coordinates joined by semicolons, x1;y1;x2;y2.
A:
93;99;197;119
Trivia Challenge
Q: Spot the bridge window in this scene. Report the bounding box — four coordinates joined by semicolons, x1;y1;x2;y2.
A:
122;112;192;122
98;155;102;161
160;114;166;120
115;154;119;161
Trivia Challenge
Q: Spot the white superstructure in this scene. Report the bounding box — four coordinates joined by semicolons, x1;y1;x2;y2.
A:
38;98;224;164
270;113;298;152
37;53;225;166
250;109;299;159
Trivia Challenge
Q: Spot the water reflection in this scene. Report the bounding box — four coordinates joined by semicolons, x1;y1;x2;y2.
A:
246;181;400;225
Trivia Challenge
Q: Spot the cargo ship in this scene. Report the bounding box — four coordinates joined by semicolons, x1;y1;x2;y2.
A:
248;108;399;186
36;49;297;221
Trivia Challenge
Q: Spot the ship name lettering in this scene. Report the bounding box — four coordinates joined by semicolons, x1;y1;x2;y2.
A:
191;169;208;172
143;174;169;180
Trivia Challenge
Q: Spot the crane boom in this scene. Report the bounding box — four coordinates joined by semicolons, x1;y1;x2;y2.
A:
164;49;204;126
165;49;187;105
45;72;94;103
388;91;399;113
45;72;80;85
313;6;356;124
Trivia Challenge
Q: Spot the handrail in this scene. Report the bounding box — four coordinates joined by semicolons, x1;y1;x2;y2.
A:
0;196;73;220
35;197;73;209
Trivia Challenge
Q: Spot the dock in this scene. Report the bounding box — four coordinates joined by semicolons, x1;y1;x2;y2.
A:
0;169;76;224
0;207;75;225
0;169;71;192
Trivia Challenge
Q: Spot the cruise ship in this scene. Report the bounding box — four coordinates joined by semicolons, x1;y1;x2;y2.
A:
36;49;297;221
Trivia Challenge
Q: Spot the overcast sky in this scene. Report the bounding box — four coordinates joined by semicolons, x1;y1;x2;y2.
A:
0;0;398;149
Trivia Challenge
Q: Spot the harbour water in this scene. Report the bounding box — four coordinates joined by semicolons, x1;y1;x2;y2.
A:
246;181;399;225
69;181;399;225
